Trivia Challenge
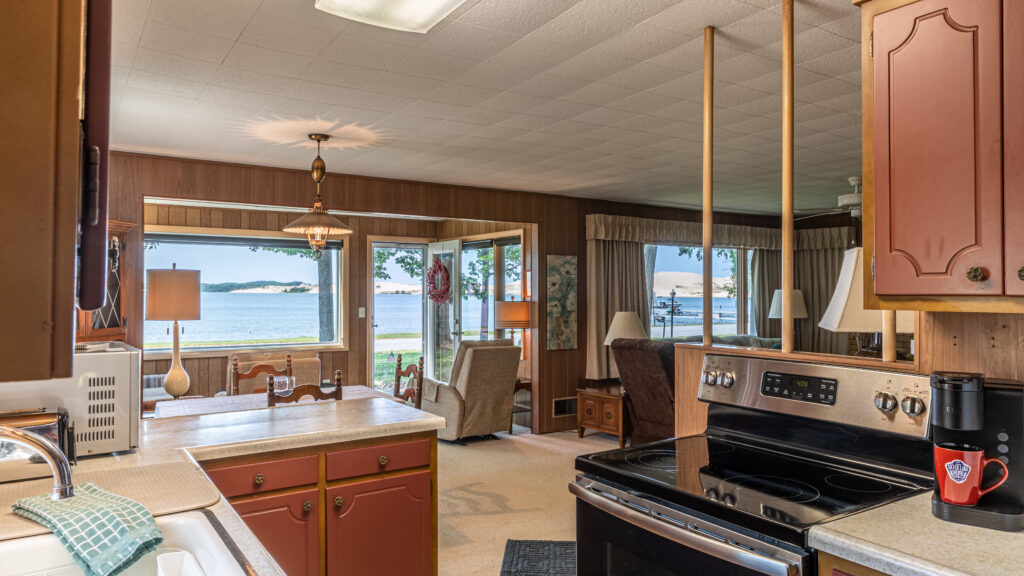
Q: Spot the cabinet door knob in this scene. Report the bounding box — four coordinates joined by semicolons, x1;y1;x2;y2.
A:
253;473;265;487
1018;266;1024;281
585;408;593;416
334;496;344;507
302;501;313;513
605;412;612;420
966;266;986;282
378;455;389;466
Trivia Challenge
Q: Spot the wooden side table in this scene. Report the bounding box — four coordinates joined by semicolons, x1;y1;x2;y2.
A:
510;378;532;434
577;385;630;448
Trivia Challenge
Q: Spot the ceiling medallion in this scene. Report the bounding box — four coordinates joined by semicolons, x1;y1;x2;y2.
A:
282;133;353;258
241;117;384;150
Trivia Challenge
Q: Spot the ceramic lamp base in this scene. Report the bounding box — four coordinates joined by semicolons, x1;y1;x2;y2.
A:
163;320;190;399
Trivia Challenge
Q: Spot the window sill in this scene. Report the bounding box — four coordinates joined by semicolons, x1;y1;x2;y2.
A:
143;342;348;361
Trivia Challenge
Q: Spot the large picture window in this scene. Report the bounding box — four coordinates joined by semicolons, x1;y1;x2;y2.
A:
143;234;342;350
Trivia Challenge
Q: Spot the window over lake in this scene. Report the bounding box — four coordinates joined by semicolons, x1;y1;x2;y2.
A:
143;234;342;351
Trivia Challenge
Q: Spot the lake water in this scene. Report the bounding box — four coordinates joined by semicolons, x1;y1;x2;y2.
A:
144;293;744;347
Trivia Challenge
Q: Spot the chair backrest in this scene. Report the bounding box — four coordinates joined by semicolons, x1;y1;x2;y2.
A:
610;338;675;425
448;339;514;383
228;351;320;395
452;345;522;434
231;354;291;396
268;369;343;407
394;354;424;409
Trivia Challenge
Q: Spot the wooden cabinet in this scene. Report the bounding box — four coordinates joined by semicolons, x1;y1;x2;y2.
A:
202;432;437;576
577;386;630;448
326;471;432;576
818;551;890;576
861;0;1024;311
0;1;84;381
233;489;319;576
76;220;136;343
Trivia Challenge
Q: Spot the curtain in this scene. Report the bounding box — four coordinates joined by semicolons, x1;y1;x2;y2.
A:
795;227;852;354
643;244;657;322
586;214;779;249
751;249;781;339
586;239;649;380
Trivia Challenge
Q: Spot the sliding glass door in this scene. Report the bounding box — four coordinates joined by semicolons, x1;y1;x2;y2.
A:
425;241;460;382
460;241;496;342
370;242;425;392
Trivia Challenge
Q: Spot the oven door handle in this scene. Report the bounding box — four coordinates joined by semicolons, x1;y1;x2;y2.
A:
570;482;800;576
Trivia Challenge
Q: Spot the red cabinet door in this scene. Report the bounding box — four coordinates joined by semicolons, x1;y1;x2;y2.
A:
326;471;432;576
1005;0;1024;295
872;0;1003;295
232;489;319;576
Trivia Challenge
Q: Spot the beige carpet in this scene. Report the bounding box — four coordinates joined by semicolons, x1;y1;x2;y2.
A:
437;428;617;575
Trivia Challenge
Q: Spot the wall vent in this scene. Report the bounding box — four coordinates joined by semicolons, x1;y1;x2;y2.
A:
553;396;578;417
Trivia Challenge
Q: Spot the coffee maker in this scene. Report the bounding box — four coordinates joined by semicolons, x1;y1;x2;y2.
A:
930;372;1024;531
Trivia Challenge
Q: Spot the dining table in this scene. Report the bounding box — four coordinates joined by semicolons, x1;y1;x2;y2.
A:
153;385;390;418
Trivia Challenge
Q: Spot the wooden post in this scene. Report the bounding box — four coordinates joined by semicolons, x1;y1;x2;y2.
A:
703;26;715;346
882;310;897;362
781;0;795;354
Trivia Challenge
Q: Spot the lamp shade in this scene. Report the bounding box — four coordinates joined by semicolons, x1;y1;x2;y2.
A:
145;267;200;321
768;289;808;319
819;248;914;333
495;300;531;330
604;311;648;345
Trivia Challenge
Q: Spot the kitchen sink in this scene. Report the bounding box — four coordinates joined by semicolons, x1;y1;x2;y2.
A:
0;510;249;576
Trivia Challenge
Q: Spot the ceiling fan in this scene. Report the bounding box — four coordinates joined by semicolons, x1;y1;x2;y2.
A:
794;177;863;221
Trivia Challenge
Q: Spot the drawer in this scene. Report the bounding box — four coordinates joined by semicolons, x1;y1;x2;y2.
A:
205;454;318;498
326;439;430;481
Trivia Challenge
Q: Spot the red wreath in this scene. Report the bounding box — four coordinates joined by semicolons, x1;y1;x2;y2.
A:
426;257;451;305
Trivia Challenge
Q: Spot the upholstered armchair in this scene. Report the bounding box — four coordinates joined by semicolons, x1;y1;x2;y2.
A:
610;338;676;445
419;340;522;442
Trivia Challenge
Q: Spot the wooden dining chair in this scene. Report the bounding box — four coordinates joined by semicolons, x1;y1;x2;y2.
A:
231;353;292;395
393;354;424;409
267;369;343;407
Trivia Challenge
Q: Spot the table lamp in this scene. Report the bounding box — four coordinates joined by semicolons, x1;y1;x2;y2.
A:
146;264;200;399
819;247;914;354
495;300;531;351
768;289;809;320
603;311;648;381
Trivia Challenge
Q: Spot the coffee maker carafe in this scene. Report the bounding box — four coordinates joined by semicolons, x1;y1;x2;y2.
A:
930;372;1024;531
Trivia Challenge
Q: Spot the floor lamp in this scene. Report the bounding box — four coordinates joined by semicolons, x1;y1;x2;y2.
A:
146;264;200;399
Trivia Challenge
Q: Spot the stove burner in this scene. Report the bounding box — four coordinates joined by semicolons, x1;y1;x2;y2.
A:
624;450;677;471
725;475;821;504
824;473;894;494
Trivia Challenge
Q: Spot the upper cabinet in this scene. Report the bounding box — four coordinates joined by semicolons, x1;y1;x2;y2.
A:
860;0;1024;312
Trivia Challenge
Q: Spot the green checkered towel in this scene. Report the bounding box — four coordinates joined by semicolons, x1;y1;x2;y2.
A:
12;482;164;576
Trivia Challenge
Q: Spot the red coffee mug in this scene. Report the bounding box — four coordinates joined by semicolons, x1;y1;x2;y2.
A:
933;443;1010;506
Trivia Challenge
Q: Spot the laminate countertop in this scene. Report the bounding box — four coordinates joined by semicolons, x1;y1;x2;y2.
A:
0;395;446;575
809;492;1024;576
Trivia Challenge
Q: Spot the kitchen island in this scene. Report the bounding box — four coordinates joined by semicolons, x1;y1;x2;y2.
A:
0;393;445;576
809;492;1024;576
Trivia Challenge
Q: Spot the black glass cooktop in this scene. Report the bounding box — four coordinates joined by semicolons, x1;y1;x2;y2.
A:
576;435;929;538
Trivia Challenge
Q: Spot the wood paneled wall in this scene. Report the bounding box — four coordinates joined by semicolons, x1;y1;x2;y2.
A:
140;203;438;396
111;152;777;433
437;219;525;240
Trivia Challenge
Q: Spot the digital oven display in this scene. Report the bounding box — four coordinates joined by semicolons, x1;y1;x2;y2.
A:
760;372;837;405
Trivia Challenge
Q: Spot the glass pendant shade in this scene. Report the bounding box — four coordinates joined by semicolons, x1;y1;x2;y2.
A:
283;133;352;257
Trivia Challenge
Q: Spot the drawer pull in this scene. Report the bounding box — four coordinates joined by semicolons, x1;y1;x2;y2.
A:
966;266;986;282
253;473;265;487
1018;266;1024;281
605;412;612;420
585;408;593;416
335;496;344;507
378;455;389;466
302;501;312;513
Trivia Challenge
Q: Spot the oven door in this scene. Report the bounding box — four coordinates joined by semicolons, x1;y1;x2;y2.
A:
572;480;809;576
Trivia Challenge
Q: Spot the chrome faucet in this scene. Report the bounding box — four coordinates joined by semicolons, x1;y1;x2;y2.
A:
0;426;75;500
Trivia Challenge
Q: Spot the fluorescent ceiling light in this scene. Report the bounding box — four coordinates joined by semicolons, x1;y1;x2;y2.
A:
314;0;470;33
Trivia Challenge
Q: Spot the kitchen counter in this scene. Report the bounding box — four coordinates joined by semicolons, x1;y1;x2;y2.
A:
0;395;445;575
809;492;1024;576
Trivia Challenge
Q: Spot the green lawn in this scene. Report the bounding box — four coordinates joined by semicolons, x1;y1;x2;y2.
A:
372;349;421;390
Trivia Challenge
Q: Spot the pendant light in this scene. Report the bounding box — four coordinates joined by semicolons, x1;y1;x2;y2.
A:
283;133;352;258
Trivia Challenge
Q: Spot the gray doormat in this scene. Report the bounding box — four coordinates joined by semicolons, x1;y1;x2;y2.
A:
499;540;576;576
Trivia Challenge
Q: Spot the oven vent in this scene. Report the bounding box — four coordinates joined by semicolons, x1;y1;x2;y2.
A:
553;396;578;417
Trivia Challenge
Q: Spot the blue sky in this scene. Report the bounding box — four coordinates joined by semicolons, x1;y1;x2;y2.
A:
652;245;733;276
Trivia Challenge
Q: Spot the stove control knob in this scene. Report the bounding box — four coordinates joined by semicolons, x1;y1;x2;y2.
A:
722;493;736;506
900;395;926;417
702;370;719;387
705;489;719;501
717;372;736;388
874;392;898;414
